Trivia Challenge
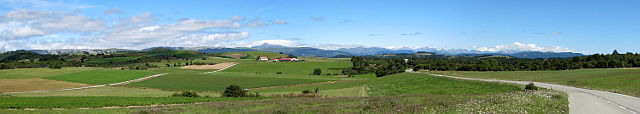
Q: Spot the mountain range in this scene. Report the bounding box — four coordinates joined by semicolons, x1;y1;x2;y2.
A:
19;44;584;58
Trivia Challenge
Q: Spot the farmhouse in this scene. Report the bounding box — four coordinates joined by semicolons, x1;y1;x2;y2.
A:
273;58;298;62
257;57;269;61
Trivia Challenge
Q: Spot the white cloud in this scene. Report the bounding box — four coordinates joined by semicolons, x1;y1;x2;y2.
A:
311;43;368;50
273;19;288;24
3;9;49;21
1;9;106;40
472;42;577;53
311;16;324;21
103;6;123;15
245;17;267;27
217;39;301;48
230;16;245;21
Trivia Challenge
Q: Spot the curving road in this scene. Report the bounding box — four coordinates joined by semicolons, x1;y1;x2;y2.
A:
418;72;640;114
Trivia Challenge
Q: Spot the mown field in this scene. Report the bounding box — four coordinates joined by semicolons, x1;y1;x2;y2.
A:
0;96;268;109
0;91;567;113
126;67;331;91
44;69;157;85
433;68;640;97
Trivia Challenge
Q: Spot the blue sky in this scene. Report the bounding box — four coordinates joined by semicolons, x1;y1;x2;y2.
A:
0;0;638;54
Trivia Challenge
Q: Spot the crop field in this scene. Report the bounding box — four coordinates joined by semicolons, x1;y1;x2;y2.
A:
145;50;203;59
0;67;96;79
224;62;352;76
0;78;90;92
0;96;269;109
126;68;330;91
44;69;157;85
86;55;142;63
1;90;567;113
252;73;522;97
8;86;182;97
211;51;287;60
434;68;640;97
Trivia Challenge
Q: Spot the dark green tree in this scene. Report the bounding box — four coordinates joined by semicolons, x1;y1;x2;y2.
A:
223;85;246;97
313;68;322;75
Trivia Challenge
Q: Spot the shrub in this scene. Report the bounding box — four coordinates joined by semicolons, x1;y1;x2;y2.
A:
276;72;283;74
313;68;322;75
302;90;312;94
222;85;247;97
525;82;538;91
171;91;200;97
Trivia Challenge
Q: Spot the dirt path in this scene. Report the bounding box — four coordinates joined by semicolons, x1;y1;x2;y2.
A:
5;73;168;94
181;62;237;69
202;63;238;74
413;71;640;114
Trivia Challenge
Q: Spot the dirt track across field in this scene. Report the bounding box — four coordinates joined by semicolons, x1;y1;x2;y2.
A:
180;62;237;69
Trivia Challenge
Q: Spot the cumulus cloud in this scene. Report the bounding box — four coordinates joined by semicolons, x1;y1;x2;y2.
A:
213;39;300;48
1;10;106;40
2;9;49;21
312;43;368;50
245;17;267;27
272;19;288;24
103;6;123;15
311;16;324;21
472;42;577;53
230;16;245;21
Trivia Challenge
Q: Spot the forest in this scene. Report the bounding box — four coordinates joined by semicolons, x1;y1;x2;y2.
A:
346;50;640;77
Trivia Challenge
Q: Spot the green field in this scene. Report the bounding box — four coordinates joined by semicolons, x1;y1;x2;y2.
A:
126;68;330;91
145;50;203;59
211;51;287;60
8;86;187;97
434;68;640;97
44;69;157;85
252;73;522;96
0;67;96;79
1;90;567;113
0;51;569;113
0;96;268;109
86;55;142;63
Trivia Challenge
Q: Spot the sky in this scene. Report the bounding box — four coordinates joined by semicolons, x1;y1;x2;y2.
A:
0;0;638;54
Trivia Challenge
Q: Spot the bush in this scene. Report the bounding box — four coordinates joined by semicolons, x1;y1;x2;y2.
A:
525;82;538;91
302;90;312;94
222;85;247;97
313;68;322;75
276;71;283;74
171;91;200;97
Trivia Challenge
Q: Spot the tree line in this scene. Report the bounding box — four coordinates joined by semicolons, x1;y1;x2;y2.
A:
345;50;640;77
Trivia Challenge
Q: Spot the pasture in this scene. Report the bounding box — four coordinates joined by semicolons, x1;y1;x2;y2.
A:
44;69;157;85
434;68;640;97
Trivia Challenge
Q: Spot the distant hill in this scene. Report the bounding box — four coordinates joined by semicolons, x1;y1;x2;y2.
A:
511;51;584;58
0;50;61;62
18;45;584;58
456;51;584;58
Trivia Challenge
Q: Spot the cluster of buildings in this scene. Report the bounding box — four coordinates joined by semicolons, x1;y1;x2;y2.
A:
257;57;299;62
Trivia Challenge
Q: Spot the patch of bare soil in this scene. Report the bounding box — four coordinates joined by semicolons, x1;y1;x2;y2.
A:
180;62;237;69
223;53;247;59
0;78;90;92
247;81;342;90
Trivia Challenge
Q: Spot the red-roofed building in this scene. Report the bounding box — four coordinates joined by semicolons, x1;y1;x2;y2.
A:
258;57;269;61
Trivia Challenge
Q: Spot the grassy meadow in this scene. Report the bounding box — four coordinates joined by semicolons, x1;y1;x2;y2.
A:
0;51;570;113
434;68;640;97
44;69;157;85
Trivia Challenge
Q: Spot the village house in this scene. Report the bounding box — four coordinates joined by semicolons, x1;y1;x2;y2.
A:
273;58;298;62
257;57;269;61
